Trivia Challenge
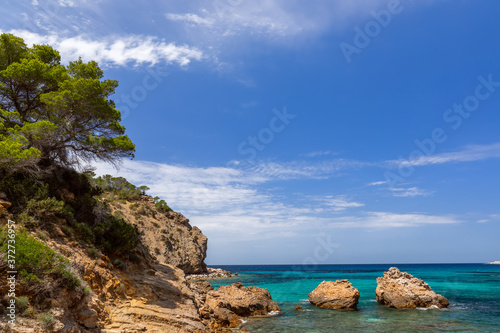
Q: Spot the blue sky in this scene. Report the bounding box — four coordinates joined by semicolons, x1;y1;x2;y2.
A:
2;0;500;264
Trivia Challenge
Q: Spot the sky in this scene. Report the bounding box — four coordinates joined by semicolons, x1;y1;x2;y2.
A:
2;0;500;265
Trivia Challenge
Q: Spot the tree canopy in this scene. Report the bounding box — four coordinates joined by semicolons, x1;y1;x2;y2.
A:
0;33;135;171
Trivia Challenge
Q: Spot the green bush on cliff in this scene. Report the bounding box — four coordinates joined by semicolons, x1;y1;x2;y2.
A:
0;228;81;290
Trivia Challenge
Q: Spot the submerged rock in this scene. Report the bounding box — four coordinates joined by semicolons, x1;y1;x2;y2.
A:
308;280;360;310
204;282;280;328
376;267;449;309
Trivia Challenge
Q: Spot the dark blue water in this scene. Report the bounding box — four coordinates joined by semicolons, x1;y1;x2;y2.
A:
208;264;500;332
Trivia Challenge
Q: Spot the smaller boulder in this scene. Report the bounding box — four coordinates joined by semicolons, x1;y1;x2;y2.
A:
205;282;280;327
308;280;360;310
295;305;303;310
376;267;449;309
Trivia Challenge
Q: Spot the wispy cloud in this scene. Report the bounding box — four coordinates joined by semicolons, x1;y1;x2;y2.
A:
319;195;364;212
302;150;338;158
92;158;460;243
4;29;203;67
390;187;432;197
388;143;500;168
165;13;214;26
366;180;387;186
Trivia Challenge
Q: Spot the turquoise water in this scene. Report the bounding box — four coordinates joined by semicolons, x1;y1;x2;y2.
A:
209;264;500;332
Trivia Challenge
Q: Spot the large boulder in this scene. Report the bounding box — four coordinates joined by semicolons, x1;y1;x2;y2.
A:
308;280;360;310
376;267;449;309
204;282;280;327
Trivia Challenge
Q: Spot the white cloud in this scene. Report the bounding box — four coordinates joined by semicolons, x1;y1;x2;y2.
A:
91;158;459;243
166;13;214;26
5;29;203;67
319;195;364;212
166;0;394;40
367;180;387;186
57;0;75;7
390;187;432;198
388;142;500;168
303;150;338;158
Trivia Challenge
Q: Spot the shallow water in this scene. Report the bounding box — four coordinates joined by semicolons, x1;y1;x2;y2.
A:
209;264;500;332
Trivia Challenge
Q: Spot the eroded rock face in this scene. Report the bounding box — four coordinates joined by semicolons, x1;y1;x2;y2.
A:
203;282;280;328
0;192;11;217
376;267;449;309
308;280;360;310
110;196;208;274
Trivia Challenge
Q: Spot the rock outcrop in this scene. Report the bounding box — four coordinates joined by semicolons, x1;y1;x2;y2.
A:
376;267;449;309
200;282;280;329
0;192;11;217
109;195;208;274
187;267;233;280
308;280;360;310
486;261;500;264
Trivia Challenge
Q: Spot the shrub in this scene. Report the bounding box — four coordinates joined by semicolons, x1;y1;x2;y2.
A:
83;286;91;295
36;230;48;240
39;312;55;330
15;296;29;313
0;229;81;291
59;225;72;236
194;236;199;242
93;175;143;200
88;247;99;258
93;215;138;254
21;197;65;226
154;248;161;255
155;199;172;212
129;252;141;263
161;229;168;234
113;259;125;269
151;222;160;228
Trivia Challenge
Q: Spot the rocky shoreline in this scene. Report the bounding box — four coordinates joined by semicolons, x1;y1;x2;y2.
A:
186;267;234;280
486;261;500;264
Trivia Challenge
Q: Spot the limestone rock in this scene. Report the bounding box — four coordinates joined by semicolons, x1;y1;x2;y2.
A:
205;282;280;327
186;267;232;280
376;267;449;309
308;280;360;310
0;198;11;216
115;196;208;274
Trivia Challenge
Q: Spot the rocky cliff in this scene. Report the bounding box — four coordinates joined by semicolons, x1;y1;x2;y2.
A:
0;191;213;332
106;195;208;274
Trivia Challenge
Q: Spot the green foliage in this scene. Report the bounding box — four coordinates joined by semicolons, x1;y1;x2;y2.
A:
154;248;161;255
0;228;81;290
0;33;135;170
93;175;144;200
15;296;29;313
92;214;138;254
155;199;172;212
19;197;65;226
113;259;124;269
38;312;55;330
83;286;91;295
88;247;99;259
151;221;160;228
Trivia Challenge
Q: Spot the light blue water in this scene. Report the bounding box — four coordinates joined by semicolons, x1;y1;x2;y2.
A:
209;264;500;332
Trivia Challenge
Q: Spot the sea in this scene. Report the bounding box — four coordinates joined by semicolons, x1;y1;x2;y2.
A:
208;264;500;332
